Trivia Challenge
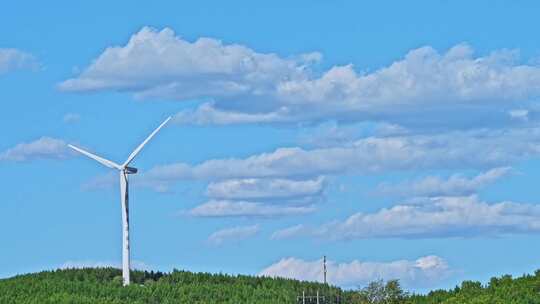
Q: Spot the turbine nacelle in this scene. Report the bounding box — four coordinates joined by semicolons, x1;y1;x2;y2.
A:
124;166;138;174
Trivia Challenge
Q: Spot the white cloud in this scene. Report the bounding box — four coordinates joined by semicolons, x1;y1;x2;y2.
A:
509;109;529;121
0;48;38;74
59;27;316;100
207;224;260;246
297;121;371;148
144;128;540;182
84;175;319;217
206;176;325;202
174;103;294;125
0;137;71;162
375;167;512;197
274;196;540;240
260;255;450;288
63;113;81;124
271;224;309;240
187;200;315;218
59;27;540;128
85;175;324;218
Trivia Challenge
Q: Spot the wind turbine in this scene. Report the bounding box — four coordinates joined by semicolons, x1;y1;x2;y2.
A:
68;117;171;286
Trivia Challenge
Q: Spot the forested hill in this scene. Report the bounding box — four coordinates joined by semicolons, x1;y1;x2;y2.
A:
408;270;540;304
2;267;540;303
0;268;343;304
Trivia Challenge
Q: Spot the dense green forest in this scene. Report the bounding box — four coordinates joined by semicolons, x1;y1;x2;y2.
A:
1;267;540;303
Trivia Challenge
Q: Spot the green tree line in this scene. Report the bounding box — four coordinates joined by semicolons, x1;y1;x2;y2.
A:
1;267;540;303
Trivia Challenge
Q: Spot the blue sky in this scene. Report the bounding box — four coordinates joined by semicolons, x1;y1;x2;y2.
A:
3;0;540;292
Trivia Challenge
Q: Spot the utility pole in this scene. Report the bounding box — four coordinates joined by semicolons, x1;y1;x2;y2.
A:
323;255;327;284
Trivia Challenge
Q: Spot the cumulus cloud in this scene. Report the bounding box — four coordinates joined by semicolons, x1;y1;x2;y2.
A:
0;48;38;74
207;225;260;246
182;45;540;129
59;27;315;99
375;167;512;197
58;27;540;128
274;196;540;240
206;176;325;202
186;200;315;218
0;137;71;162
260;255;450;288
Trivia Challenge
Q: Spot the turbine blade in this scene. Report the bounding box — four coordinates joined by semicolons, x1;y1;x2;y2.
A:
68;144;122;170
122;116;171;167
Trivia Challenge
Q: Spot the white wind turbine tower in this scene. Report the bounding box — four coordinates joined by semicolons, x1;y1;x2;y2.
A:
68;117;171;286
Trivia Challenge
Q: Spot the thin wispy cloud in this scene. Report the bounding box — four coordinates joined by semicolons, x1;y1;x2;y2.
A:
63;113;81;124
375;167;512;197
273;196;540;240
143;128;540;183
187;200;315;218
206;177;325;201
207;225;260;246
0;48;38;74
0;137;72;162
271;224;308;240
